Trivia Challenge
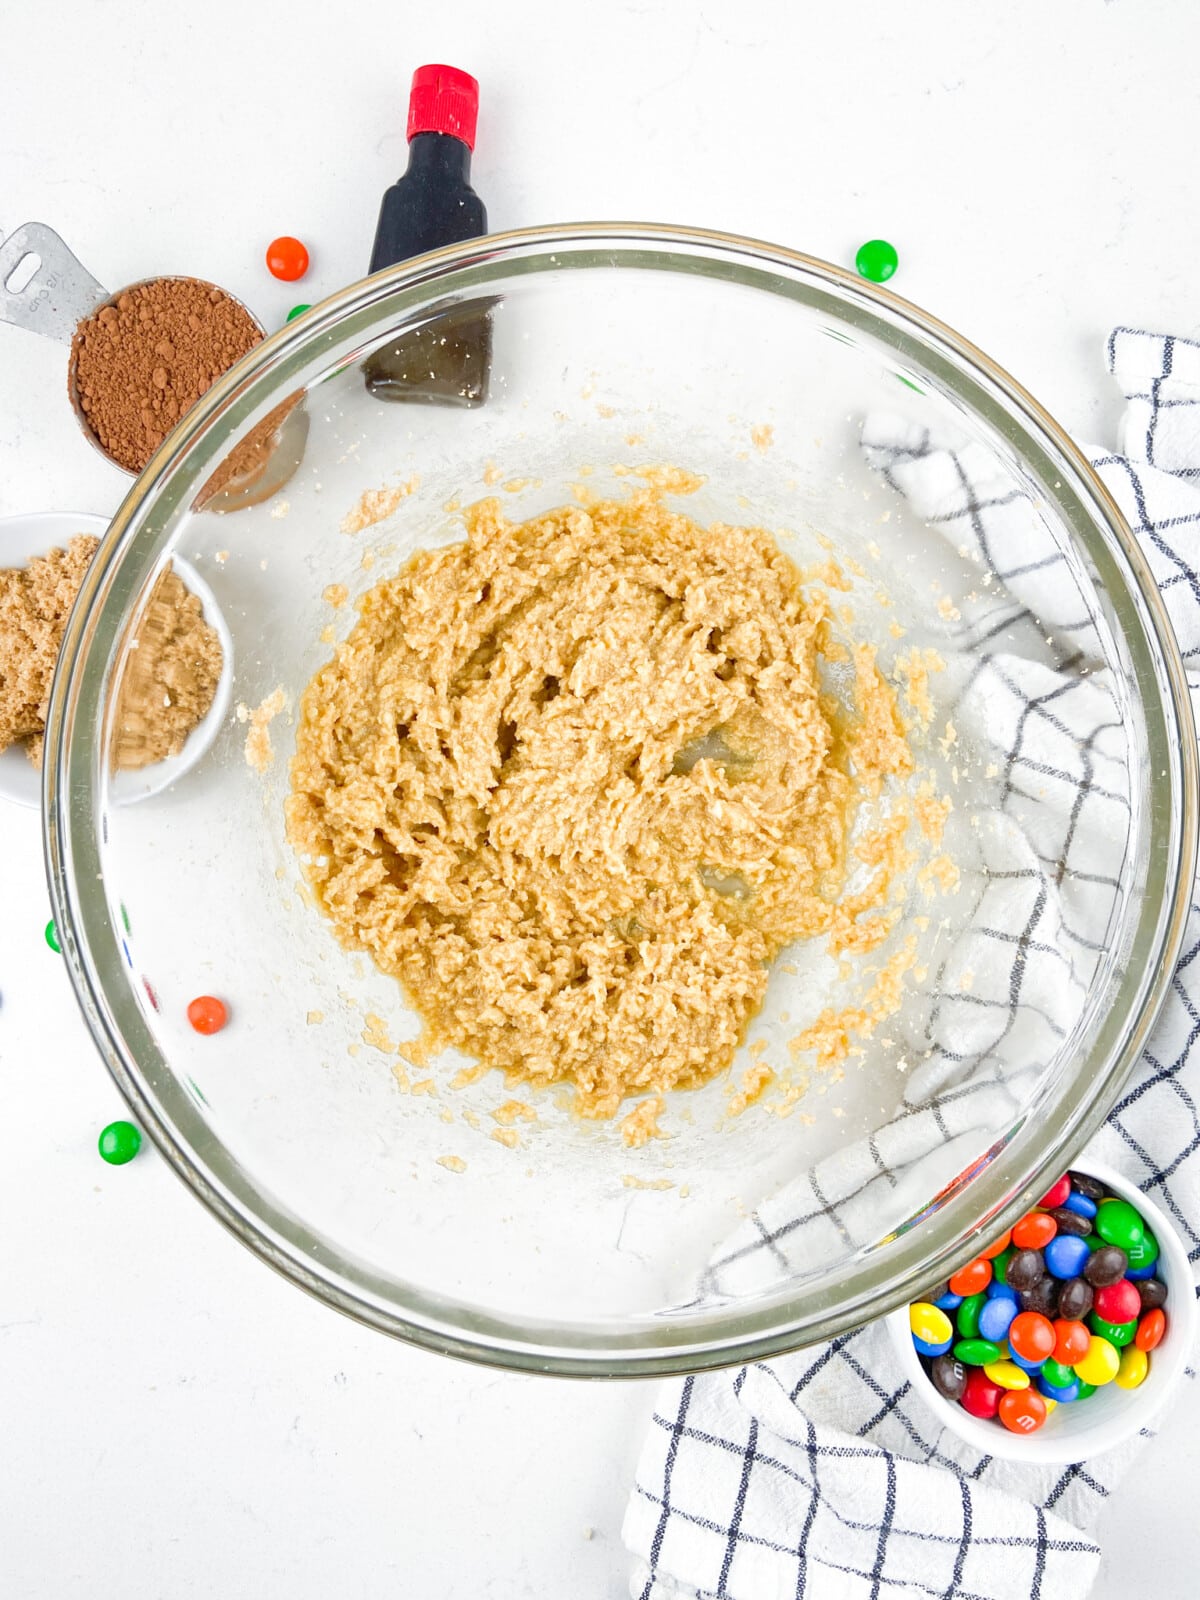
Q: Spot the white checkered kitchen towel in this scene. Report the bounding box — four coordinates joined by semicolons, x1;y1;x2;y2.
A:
624;329;1200;1600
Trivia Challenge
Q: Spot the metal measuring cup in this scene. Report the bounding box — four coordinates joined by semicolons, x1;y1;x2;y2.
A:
0;222;305;506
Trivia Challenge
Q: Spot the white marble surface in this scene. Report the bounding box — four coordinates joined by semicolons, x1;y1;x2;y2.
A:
2;2;1198;1593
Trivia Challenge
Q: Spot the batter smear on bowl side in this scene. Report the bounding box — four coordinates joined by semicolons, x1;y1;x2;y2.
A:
287;478;920;1127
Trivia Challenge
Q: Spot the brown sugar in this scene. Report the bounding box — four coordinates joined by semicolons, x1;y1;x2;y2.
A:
111;567;223;769
0;536;98;765
70;278;262;473
1;537;223;772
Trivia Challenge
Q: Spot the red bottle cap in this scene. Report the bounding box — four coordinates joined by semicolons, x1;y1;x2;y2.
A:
407;64;479;150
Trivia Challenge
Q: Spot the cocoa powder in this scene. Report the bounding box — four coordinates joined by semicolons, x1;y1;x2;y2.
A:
70;278;262;473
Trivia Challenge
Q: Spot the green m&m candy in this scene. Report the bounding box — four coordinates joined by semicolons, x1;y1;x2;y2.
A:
1041;1357;1076;1389
953;1338;1001;1366
1125;1229;1159;1272
1089;1314;1137;1347
855;238;899;284
1076;1380;1097;1400
98;1120;141;1166
992;1246;1015;1285
956;1292;987;1338
45;918;60;953
1094;1199;1144;1252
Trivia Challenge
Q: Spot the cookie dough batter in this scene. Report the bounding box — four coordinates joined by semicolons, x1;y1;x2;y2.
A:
287;485;914;1118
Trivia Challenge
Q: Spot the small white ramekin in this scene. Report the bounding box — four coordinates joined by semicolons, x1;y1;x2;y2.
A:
887;1159;1196;1463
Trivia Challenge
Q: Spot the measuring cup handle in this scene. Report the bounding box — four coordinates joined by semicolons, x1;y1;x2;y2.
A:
0;223;109;345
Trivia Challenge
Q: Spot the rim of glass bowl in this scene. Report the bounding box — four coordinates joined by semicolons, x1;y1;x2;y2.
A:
43;223;1198;1377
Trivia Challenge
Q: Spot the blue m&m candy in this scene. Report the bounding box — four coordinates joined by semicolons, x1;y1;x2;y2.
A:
978;1295;1018;1344
1009;1346;1047;1374
986;1278;1019;1304
1044;1233;1091;1280
934;1289;964;1311
1037;1375;1081;1403
1063;1191;1097;1220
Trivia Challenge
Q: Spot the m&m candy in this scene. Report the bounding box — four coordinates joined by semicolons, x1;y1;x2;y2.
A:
1038;1374;1081;1404
98;1120;141;1165
953;1338;1002;1366
984;1359;1029;1390
961;1370;1003;1419
978;1294;1017;1344
909;1302;953;1358
187;995;229;1035
999;1389;1048;1435
1004;1249;1044;1292
931;1355;968;1400
907;1172;1170;1440
1094;1279;1141;1324
1044;1234;1090;1280
854;238;899;284
1053;1319;1090;1365
1094;1200;1144;1253
1040;1357;1076;1390
1116;1346;1149;1390
955;1292;986;1338
1074;1334;1120;1387
1013;1212;1057;1250
1057;1277;1094;1320
1136;1309;1166;1352
1085;1246;1128;1287
1008;1312;1055;1365
266;236;310;282
948;1258;992;1297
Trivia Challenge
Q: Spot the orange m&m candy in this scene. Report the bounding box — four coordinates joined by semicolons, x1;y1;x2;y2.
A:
1008;1311;1055;1364
948;1258;993;1297
265;236;310;282
999;1388;1048;1434
187;995;229;1035
1053;1318;1091;1365
979;1229;1012;1260
1012;1212;1057;1250
1135;1308;1166;1352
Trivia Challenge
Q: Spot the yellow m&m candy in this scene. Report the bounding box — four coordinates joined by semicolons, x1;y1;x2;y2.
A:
1074;1334;1120;1387
1114;1345;1149;1390
983;1360;1030;1391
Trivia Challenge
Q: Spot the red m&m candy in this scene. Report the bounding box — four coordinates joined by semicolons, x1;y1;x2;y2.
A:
1038;1176;1071;1210
1093;1279;1141;1325
961;1369;1003;1419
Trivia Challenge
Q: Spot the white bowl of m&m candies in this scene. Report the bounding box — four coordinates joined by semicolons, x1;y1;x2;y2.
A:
887;1162;1196;1462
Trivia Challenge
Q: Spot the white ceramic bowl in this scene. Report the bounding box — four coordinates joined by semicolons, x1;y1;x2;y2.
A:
0;511;232;809
887;1159;1196;1463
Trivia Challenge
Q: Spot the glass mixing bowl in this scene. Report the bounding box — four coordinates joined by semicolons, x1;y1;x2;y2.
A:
44;225;1196;1375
